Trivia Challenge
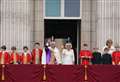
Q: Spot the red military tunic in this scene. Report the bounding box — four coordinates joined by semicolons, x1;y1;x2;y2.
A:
0;51;10;64
80;50;92;65
32;48;42;64
10;52;20;64
20;52;32;64
112;51;120;65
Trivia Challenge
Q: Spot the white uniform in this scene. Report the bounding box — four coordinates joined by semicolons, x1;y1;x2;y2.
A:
62;49;75;65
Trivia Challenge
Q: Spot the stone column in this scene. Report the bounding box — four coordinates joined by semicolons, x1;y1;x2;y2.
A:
33;0;44;48
90;0;98;49
0;0;34;51
81;0;92;49
96;0;120;49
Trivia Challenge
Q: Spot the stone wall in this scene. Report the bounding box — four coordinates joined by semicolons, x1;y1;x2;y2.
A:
81;0;92;49
81;0;120;50
0;0;34;51
96;0;120;49
0;0;44;51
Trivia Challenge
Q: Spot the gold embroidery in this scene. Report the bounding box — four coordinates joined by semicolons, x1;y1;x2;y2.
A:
1;52;4;64
13;53;17;64
35;49;40;64
24;53;27;64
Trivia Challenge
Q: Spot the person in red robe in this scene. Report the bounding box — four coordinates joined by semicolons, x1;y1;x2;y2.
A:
32;43;42;64
79;44;93;65
112;44;120;65
10;46;20;64
0;45;10;64
20;46;32;64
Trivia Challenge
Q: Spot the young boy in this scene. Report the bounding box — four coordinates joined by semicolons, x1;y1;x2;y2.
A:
112;45;120;65
0;45;10;64
92;48;102;64
32;43;43;64
10;46;20;64
20;46;32;64
102;47;112;64
79;44;92;65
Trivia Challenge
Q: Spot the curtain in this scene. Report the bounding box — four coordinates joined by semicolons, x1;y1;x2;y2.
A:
0;65;44;82
0;65;120;82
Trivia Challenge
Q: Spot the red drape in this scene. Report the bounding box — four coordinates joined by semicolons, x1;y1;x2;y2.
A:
0;65;120;82
87;65;120;82
46;65;84;82
0;65;44;82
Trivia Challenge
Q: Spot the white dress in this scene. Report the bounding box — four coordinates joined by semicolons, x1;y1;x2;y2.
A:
62;49;75;65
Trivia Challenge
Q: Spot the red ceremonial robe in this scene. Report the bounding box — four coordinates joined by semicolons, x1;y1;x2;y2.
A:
112;51;120;65
20;52;32;64
0;51;10;64
32;48;42;64
10;52;20;64
80;50;92;65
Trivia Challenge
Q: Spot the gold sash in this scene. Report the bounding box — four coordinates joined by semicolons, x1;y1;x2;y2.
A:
23;53;27;64
13;53;17;64
1;52;4;64
49;48;55;64
35;49;40;64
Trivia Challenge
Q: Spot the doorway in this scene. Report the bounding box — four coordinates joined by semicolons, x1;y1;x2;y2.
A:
44;19;81;64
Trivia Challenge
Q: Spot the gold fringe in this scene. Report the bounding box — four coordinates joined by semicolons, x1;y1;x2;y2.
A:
84;65;88;81
1;64;5;80
43;65;47;81
1;74;4;81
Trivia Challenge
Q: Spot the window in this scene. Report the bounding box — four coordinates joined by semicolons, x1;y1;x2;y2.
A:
65;0;80;17
45;0;61;17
